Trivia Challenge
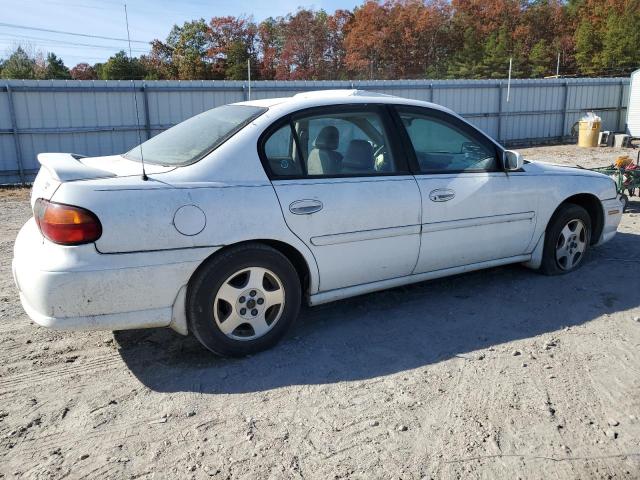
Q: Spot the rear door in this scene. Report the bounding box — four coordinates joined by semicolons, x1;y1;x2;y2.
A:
261;105;422;292
393;106;538;273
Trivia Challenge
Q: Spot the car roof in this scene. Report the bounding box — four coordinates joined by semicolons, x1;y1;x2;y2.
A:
234;89;457;116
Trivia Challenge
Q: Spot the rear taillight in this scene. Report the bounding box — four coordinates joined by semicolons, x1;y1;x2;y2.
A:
34;198;102;245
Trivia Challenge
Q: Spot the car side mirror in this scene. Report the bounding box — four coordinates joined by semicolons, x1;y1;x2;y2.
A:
504;150;523;171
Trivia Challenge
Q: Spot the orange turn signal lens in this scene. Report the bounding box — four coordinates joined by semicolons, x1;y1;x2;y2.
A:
34;198;102;245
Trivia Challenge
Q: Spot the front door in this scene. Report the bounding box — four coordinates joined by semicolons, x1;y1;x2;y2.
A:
394;106;538;273
261;105;422;292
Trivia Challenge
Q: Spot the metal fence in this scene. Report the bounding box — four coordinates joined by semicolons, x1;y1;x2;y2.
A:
0;77;630;184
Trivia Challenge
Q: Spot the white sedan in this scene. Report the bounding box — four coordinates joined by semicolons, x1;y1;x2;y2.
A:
13;90;623;356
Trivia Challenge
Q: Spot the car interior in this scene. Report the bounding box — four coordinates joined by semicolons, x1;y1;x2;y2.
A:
264;112;394;177
399;114;497;172
263;109;498;177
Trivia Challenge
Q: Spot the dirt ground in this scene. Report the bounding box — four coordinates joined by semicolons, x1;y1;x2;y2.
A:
1;145;639;480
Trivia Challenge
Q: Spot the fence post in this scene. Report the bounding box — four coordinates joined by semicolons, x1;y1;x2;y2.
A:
561;81;569;141
429;83;434;103
497;82;503;143
6;85;25;185
142;83;151;140
616;81;625;132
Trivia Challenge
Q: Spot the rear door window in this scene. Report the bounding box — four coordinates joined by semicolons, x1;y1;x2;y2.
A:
262;107;402;178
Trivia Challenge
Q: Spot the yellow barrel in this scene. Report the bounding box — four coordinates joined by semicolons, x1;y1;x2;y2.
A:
578;120;601;147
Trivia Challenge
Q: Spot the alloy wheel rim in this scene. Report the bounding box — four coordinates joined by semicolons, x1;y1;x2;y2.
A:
213;267;285;341
555;219;588;271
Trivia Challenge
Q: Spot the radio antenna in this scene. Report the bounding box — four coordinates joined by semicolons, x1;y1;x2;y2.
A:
124;3;148;181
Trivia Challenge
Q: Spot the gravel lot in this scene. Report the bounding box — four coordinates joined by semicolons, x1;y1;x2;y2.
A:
1;145;639;479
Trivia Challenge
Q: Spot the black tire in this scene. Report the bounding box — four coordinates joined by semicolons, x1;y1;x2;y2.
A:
187;243;301;357
540;203;591;276
620;194;628;213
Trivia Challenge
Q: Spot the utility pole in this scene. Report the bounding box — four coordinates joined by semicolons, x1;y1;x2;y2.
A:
247;59;251;100
556;52;561;77
506;57;512;102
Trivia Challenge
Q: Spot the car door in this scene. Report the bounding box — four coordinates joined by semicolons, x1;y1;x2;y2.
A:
260;105;422;292
393;106;538;273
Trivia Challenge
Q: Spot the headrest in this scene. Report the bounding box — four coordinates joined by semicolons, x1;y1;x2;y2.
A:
343;140;374;169
313;126;339;150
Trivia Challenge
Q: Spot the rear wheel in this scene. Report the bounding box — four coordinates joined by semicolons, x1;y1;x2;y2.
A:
187;243;301;357
540;204;591;275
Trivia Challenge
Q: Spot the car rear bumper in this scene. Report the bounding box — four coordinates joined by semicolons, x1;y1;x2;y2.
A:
12;218;219;331
595;196;624;246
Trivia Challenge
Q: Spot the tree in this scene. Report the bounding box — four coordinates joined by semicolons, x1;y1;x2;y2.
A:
1;46;36;79
344;1;388;78
160;19;212;79
141;40;176;79
600;3;640;75
276;9;330;80
100;51;146;80
257;17;283;80
326;10;353;79
574;17;600;74
208;15;258;79
43;53;71;79
529;39;555;77
70;62;97;80
2;2;635;81
571;0;640;76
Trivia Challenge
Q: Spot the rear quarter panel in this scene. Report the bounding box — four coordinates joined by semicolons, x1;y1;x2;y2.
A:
51;178;320;294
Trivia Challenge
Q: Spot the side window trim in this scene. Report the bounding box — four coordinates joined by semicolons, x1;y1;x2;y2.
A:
289;120;308;176
258;104;411;180
390;105;504;175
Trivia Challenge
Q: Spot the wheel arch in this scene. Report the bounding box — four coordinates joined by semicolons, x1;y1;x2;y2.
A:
188;239;315;297
554;193;604;245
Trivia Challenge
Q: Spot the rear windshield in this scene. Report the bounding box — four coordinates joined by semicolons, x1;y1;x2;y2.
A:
125;104;267;166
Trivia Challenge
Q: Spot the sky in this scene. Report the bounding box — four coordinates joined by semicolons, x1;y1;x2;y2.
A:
0;0;362;66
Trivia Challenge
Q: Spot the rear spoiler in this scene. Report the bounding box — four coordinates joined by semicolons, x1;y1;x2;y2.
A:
37;153;116;182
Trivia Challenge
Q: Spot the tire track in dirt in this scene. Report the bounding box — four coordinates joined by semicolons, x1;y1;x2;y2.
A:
0;354;123;394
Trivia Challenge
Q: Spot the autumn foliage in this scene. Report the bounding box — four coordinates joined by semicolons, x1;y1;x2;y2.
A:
138;0;638;80
2;0;639;81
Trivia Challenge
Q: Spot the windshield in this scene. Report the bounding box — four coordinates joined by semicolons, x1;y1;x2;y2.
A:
125;104;267;166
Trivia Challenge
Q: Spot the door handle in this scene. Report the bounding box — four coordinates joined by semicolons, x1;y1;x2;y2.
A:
289;199;323;215
429;189;455;202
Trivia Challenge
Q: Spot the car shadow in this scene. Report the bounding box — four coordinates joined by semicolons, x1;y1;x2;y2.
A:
624;197;640;213
114;231;640;394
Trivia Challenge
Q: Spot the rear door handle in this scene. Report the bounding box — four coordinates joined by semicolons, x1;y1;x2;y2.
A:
429;189;456;202
289;199;323;215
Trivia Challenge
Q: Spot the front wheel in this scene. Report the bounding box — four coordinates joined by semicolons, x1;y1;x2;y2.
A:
540;204;591;275
187;243;301;357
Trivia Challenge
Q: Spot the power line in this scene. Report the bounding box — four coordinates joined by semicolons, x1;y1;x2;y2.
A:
0;33;148;52
0;22;149;44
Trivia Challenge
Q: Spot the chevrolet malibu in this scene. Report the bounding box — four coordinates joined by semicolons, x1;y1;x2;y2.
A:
13;90;623;356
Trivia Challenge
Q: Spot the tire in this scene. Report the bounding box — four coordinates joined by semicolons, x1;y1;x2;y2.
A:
540;203;591;276
187;243;301;357
620;194;628;213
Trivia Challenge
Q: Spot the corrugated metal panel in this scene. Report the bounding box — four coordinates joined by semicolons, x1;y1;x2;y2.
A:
0;77;630;184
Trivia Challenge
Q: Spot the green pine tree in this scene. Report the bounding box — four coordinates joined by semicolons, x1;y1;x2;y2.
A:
101;51;146;80
601;7;640;75
574;19;600;75
529;39;554;77
1;47;36;79
44;53;71;79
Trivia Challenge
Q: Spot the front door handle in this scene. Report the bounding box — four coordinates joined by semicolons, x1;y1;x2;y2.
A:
289;199;323;215
429;189;456;202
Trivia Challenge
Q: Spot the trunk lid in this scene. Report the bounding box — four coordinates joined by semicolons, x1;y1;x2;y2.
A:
31;153;174;205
